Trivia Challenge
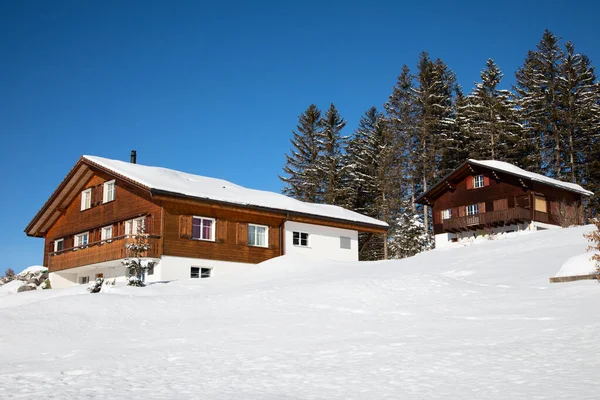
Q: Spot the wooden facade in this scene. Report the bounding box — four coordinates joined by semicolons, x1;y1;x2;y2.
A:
27;157;387;273
417;161;587;236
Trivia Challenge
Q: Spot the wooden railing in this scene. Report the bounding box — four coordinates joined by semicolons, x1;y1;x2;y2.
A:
442;208;532;233
48;235;161;272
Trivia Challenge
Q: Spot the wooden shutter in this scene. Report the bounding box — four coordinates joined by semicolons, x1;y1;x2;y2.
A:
179;215;192;239
478;202;486;213
493;198;508;211
466;176;474;190
216;220;228;242
458;206;466;217
237;223;248;245
433;210;441;224
534;196;547;213
269;226;279;249
484;176;490;187
550;201;559;215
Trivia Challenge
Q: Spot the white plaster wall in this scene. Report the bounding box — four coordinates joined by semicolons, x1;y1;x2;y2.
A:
434;233;456;249
283;221;358;262
49;272;77;289
158;255;253;281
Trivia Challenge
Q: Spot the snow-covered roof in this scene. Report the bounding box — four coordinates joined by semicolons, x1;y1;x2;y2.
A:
468;159;594;196
83;156;388;228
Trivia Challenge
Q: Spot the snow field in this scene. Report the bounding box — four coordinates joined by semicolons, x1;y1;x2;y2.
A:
0;226;598;399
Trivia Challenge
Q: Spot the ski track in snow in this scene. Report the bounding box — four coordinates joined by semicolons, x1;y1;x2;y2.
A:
1;226;599;399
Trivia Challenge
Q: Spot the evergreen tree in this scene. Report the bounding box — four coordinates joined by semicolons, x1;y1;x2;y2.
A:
515;30;564;177
465;59;521;163
280;105;323;202
346;107;399;260
388;213;429;259
318;103;349;206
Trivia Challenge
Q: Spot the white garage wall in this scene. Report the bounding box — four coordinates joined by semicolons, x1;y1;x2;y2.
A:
283;221;358;262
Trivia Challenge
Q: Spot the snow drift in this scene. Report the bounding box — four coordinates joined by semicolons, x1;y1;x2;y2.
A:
0;226;598;399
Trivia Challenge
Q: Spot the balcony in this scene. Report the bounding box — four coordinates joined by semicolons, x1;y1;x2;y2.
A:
442;208;532;233
48;235;161;272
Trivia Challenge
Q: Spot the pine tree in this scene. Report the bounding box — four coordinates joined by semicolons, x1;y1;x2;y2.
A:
318;103;349;206
280;104;323;202
388;213;429;259
346;107;399;260
122;226;156;287
465;59;521;163
515;30;564;177
558;41;599;184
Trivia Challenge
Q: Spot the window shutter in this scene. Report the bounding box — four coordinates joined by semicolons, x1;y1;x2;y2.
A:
216;220;228;242
269;226;279;249
179;215;192;239
466;176;474;190
478;202;486;213
458;206;466;217
237;223;248;245
433;210;441;224
484;176;490;187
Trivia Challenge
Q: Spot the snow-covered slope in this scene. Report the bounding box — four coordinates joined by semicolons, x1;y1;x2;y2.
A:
1;226;598;399
83;155;388;228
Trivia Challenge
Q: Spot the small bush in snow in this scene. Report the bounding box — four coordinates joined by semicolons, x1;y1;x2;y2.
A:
584;218;600;278
122;226;156;287
42;278;52;290
88;278;104;293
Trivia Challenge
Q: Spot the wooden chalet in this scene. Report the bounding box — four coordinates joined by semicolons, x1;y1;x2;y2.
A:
416;159;593;248
25;152;388;287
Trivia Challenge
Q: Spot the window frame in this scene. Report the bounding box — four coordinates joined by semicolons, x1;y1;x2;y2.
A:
81;188;92;211
292;231;309;247
473;175;485;189
125;217;146;236
466;204;479;216
191;216;216;241
101;225;113;243
74;232;89;248
442;209;452;220
54;238;64;253
79;276;89;284
103;180;116;203
248;224;269;248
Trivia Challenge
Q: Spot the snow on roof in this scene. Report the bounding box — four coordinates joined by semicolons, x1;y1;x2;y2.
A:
83;156;388;228
468;159;594;196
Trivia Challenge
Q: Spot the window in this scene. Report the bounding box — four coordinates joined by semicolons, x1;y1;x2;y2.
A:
466;204;479;216
147;264;154;275
81;188;92;210
74;232;89;247
340;236;351;249
248;224;268;247
474;175;485;189
293;231;309;247
79;276;89;284
442;209;452;220
103;180;115;203
190;267;212;278
191;217;215;241
101;226;113;242
125;217;146;236
54;238;64;252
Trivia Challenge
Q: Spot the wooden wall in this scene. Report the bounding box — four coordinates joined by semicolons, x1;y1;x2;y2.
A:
44;171;163;266
432;170;583;234
162;200;284;264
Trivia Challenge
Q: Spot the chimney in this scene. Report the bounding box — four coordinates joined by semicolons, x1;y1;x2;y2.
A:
130;150;137;164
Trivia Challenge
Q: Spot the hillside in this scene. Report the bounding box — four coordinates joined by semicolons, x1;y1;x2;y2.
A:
1;226;598;399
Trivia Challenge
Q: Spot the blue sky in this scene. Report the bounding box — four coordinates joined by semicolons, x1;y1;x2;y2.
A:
1;0;599;273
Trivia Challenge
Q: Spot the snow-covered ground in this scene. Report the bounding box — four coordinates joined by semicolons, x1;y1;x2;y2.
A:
1;226;599;399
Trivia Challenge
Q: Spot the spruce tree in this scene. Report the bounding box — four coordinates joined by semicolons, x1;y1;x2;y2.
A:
465;59;521;163
318;103;349;206
280;105;323;202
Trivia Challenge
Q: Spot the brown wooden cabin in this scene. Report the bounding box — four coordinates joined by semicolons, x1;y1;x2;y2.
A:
415;159;593;248
25;154;388;287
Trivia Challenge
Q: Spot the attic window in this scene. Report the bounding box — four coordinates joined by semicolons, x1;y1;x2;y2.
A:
81;188;92;210
474;175;485;189
103;180;115;203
